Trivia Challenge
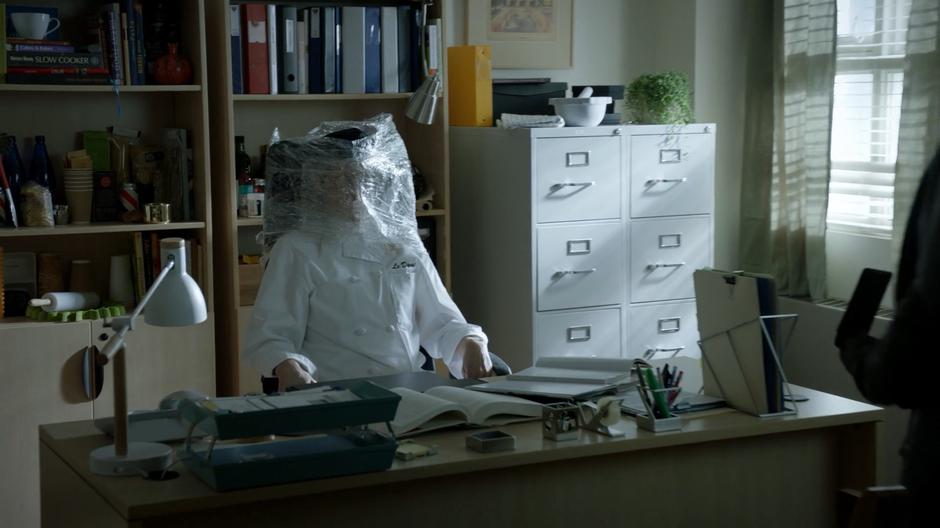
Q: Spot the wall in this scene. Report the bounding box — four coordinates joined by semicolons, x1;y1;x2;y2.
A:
446;0;746;270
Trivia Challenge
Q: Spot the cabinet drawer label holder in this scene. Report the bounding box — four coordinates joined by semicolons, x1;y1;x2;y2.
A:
566;325;592;342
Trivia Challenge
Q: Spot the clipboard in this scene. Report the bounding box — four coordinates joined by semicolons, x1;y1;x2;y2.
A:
693;269;799;418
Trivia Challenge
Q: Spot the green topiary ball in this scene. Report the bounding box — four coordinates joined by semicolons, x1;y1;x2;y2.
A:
625;71;694;124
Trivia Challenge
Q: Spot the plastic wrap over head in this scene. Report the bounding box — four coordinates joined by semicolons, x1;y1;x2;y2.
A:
261;113;420;251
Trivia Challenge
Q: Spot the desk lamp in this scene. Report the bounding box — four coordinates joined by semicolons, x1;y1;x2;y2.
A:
405;1;441;125
88;237;207;476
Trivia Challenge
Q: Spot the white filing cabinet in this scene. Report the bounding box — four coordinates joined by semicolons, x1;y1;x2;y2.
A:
451;124;714;371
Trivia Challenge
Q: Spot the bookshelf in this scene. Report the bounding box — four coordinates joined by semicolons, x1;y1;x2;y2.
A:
0;3;215;526
206;0;452;396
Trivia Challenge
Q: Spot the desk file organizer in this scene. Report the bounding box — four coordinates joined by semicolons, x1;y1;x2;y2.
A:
178;381;401;491
694;270;799;419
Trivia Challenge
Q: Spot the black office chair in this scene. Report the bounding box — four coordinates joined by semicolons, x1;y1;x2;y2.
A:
419;347;512;377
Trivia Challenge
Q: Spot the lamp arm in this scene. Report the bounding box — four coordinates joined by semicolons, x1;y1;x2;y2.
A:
99;257;177;362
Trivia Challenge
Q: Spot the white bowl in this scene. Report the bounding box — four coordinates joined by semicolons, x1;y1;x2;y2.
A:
549;96;612;127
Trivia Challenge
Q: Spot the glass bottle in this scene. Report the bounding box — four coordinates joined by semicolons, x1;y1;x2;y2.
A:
235;136;252;185
29;136;58;197
1;136;26;224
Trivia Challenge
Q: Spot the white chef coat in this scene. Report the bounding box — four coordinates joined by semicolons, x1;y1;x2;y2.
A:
243;231;488;381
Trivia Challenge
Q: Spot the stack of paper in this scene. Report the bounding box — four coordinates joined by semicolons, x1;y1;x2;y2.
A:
470;357;635;400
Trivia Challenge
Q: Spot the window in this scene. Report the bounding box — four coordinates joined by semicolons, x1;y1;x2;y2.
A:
827;0;911;235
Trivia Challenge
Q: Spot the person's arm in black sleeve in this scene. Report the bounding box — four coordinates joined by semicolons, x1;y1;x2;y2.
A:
840;159;940;408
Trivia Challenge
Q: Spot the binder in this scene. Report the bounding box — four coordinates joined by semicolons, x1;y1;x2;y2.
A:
380;6;398;93
321;7;335;93
396;5;412;92
266;3;278;95
229;5;243;94
277;6;298;94
341;6;365;94
409;5;423;90
364;7;381;94
308;7;324;93
447;45;493;126
335;7;343;93
296;9;307;94
241;3;269;95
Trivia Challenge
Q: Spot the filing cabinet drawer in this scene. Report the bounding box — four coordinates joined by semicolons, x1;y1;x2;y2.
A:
626;301;699;360
535;307;622;359
630;133;714;218
537;222;625;311
630;216;711;303
536;136;621;223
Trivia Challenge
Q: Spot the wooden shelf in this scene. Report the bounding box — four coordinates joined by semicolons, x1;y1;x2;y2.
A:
0;221;206;238
233;92;412;102
236;218;263;227
0;84;202;93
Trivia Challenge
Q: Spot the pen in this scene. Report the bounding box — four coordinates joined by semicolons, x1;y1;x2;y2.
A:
0;156;17;228
643;368;671;419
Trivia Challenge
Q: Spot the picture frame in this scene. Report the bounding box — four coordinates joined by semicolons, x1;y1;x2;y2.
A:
467;0;574;69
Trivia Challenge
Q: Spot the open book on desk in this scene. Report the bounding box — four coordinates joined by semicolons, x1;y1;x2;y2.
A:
384;386;542;437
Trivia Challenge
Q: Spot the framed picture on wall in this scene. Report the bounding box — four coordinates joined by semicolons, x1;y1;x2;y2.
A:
467;0;574;69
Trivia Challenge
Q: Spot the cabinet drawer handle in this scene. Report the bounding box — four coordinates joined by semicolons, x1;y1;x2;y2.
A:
550;181;596;192
553;268;597;279
645;177;688;186
658;317;681;333
646;262;686;271
567;325;592;342
659;149;682;163
643;346;686;360
566;151;591;167
566;239;592;255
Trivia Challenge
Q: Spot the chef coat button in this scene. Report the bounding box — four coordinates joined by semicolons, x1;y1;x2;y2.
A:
354;328;367;336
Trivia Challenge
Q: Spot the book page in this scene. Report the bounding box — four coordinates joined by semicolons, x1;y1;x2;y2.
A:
534;357;635;373
387;387;468;436
507;366;630;384
425;386;542;426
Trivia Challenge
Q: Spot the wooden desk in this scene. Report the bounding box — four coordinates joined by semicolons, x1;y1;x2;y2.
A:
40;386;881;528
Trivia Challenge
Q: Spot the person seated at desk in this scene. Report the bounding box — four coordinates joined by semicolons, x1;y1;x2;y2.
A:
243;114;493;392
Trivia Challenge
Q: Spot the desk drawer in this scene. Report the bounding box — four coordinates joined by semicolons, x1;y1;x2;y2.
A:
626;301;699;360
629;132;714;218
536;136;621;223
537;222;625;311
630;216;711;303
535;307;622;360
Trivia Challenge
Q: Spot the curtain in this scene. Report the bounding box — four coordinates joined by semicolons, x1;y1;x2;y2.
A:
893;0;940;256
739;0;837;300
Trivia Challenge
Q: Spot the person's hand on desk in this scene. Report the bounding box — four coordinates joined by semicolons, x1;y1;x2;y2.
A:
274;359;316;392
458;336;494;379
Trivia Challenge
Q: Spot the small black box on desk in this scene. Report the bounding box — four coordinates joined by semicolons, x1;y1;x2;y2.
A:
492;79;567;118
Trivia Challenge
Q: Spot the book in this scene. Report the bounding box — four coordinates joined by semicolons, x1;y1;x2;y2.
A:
121;12;131;85
4;73;110;85
229;4;243;94
100;3;124;84
276;6;298;94
469;379;624;400
380;386;542;437
321;7;336;93
341;6;365;94
132;232;146;303
131;0;145;84
335;7;343;92
507;357;634;385
150;232;161;285
364;7;381;94
8;42;75;53
141;231;154;287
380;7;398;93
6;66;109;75
7;51;105;68
241;3;269;94
123;1;139;84
296;9;306;94
266;3;277;95
308;7;324;93
396;5;412;92
160;128;187;222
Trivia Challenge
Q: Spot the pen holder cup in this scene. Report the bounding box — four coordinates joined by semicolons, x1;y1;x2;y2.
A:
634;386;682;433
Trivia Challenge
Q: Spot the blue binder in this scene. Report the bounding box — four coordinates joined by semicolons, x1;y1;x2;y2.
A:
229;5;244;94
364;7;381;93
308;7;324;93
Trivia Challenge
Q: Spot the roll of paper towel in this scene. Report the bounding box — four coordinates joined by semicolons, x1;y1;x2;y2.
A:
29;291;100;312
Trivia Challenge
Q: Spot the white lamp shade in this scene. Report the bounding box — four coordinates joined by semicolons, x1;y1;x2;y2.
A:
144;238;207;327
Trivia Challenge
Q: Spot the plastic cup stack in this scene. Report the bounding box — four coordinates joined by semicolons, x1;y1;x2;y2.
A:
63;168;94;224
